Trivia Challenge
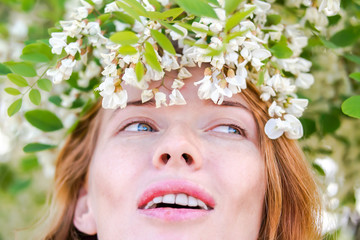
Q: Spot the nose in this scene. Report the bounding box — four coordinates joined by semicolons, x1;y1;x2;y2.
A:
152;123;203;171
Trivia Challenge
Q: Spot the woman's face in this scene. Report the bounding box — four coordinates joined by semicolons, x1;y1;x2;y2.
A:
74;67;266;240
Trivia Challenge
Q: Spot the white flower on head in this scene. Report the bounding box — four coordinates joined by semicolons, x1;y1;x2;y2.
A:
264;118;287;139
283;114;303;139
210;81;233;105
101;52;116;65
286;98;308;117
141;89;154;103
65;42;80;56
162;52;180;71
49;32;67;55
123;67;149;89
71;7;89;21
102;90;128;109
155;91;167;108
319;0;340;16
60;20;84;38
194;75;213;100
191;22;208;39
101;63;117;77
296;73;314;89
46;68;64;84
169;89;186;106
84;22;101;36
268;101;285;117
269;74;296;94
251;48;271;71
144;65;164;81
98;77;115;96
226;69;246;93
260;85;276;101
169;24;187;41
59;59;77;80
114;20;130;31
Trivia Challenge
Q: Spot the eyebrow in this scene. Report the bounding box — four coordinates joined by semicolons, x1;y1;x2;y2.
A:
111;98;251;118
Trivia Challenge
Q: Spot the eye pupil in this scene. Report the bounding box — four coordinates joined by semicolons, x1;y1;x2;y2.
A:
138;123;153;132
228;127;239;134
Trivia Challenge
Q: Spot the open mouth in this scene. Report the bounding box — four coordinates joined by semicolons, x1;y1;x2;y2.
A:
139;193;213;211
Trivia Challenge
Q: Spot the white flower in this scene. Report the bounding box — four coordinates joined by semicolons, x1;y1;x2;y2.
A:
46;68;64;84
226;70;246;94
102;90;128;109
100;52;116;65
161;53;180;71
283;114;303;139
144;65;164;81
155;91;167;108
92;0;103;4
286;98;308;117
269;74;296;94
98;77;115;96
169;89;186;106
178;67;192;79
60;20;84;38
104;2;121;13
171;79;185;89
264;118;287;139
65;42;80;56
49;32;67;55
101;63;117;77
305;7;329;31
158;0;169;5
71;7;89;21
123;52;140;65
59;59;77;80
260;85;276;101
141;89;154;103
194;75;213;99
277;57;312;75
123;67;149;89
319;0;340;16
268;101;285;117
191;22;208;39
114;20;131;31
296;73;314;89
84;22;101;36
210;82;233;105
251;48;271;71
169;24;187;41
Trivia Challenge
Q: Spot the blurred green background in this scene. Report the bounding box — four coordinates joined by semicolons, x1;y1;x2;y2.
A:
0;0;360;239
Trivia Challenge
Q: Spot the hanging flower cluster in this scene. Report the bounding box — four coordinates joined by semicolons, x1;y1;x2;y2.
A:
41;0;338;139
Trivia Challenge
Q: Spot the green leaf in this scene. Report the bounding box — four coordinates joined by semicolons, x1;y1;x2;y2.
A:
98;13;111;24
116;1;142;22
49;95;62;107
110;31;139;45
256;70;265;86
225;6;255;32
144;42;162;72
349;72;360;82
270;39;293;59
37;78;52;92
177;22;214;36
23;143;57;153
344;54;360;64
159;21;184;36
118;45;138;55
175;0;218;19
342;95;360;118
225;0;243;14
320;36;338;49
327;15;341;26
5;61;37;77
205;45;226;57
329;26;360;48
20;42;53;63
135;61;144;82
21;0;36;11
29;89;41;105
7;99;22;117
266;14;281;26
300;118;316;138
0;63;12;75
206;0;220;6
150;30;176;55
312;162;325;176
148;0;162;10
148;8;184;20
25;109;64;132
7;73;29;87
121;0;148;16
112;12;135;25
9;179;31;195
4;87;21;95
21;155;40;172
319;113;341;135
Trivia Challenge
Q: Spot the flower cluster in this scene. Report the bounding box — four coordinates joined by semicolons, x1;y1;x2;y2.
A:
44;0;339;140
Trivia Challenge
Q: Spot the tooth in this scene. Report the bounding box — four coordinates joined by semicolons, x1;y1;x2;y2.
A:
144;200;154;209
153;196;162;204
197;199;208;210
188;196;198;207
175;193;188;206
162;194;175;204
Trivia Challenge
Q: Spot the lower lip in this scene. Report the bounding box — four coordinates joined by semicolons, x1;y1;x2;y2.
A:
138;208;211;221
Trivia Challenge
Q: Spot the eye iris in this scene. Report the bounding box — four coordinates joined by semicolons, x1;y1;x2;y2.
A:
228;126;239;134
137;123;153;132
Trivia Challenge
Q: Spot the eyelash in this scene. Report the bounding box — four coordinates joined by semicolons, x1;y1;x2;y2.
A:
120;120;246;137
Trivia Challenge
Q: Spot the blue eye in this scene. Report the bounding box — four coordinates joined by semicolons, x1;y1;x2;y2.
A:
124;122;154;132
211;125;244;136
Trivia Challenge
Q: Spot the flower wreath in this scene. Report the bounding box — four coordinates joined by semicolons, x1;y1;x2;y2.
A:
4;0;341;142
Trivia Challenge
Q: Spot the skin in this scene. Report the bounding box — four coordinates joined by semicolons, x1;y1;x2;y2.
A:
74;67;266;240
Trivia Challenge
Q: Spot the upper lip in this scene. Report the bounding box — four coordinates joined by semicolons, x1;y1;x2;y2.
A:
137;179;216;210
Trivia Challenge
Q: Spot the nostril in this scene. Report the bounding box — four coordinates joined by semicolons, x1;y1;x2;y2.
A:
182;153;193;165
160;153;171;164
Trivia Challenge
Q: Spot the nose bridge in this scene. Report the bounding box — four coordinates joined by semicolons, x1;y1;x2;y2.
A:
152;121;202;170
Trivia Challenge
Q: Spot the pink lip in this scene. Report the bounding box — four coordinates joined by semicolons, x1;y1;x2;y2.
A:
137;179;215;221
